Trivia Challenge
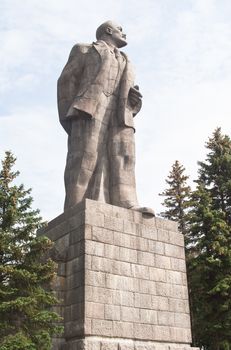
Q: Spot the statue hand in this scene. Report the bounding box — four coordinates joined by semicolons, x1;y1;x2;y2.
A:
128;85;143;108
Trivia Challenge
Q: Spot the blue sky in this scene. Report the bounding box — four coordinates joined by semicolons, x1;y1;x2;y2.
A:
1;0;231;220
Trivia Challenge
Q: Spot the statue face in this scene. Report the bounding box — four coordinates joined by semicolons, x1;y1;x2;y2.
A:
107;22;127;48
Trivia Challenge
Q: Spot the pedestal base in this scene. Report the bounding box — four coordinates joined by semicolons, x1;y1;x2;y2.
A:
39;199;197;349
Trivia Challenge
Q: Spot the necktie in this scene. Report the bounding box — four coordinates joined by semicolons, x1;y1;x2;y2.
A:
114;47;121;59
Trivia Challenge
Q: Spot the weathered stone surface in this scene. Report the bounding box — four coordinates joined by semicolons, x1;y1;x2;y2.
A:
58;20;154;217
41;199;197;350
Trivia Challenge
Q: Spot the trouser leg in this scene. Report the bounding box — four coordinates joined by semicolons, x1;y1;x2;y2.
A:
108;125;138;208
64;117;102;210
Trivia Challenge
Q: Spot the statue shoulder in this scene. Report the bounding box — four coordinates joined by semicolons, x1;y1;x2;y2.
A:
69;43;93;57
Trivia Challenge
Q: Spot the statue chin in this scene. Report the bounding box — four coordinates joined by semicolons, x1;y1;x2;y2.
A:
117;39;127;48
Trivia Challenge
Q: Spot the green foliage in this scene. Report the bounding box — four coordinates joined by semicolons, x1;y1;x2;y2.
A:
159;160;191;237
187;129;231;349
0;151;63;350
159;129;231;349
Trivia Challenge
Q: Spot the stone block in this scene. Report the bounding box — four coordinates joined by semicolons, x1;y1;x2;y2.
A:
138;279;156;295
85;339;101;350
106;274;139;292
104;244;120;260
85;270;106;287
87;200;113;217
169;298;189;313
153;325;171;341
169;285;188;300
139;224;157;240
113;231;136;249
92;226;114;245
113;321;134;338
91;319;113;336
86;286;113;304
69;211;85;231
101;341;118;350
136;237;149;251
66;271;83;289
91;256;113;273
113;205;134;221
84;318;92;334
166;270;183;285
168;231;184;247
140;309;157;324
151;296;169;311
157;229;169;243
85;302;105;319
134;323;153;340
64;320;84;338
57;262;66;276
120;247;137;263
174;313;191;328
169;327;192;343
112;260;132;276
131;264;149;279
149;267;166;282
138;251;155;266
85;211;104;228
43;221;69;242
155;217;178;231
66;287;84;305
148;241;165;255
85;240;105;257
66;255;84;276
157;311;175;326
68;241;85;260
65;303;84;322
155;255;171;269
132;210;145;224
123;220;137;235
104;216;123;232
69;225;86;245
182;272;188;286
134;344;154;350
134;293;152;309
170;257;186;272
119;342;134;350
156;282;171;297
164;244;185;259
62;339;85;350
85;254;92;269
105;304;121;320
113;290;134;307
121;306;140;322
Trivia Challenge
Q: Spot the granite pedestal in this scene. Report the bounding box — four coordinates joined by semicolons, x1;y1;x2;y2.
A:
40;199;197;350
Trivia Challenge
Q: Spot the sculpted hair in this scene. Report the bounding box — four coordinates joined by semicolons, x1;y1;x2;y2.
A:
96;21;113;40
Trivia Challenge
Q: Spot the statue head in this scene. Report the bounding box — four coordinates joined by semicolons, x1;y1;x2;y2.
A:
96;20;127;48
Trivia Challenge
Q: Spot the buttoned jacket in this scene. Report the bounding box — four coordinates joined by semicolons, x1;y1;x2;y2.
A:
57;40;141;134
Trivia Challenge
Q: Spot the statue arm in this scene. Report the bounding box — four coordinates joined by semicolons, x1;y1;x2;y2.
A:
58;44;86;83
57;44;87;133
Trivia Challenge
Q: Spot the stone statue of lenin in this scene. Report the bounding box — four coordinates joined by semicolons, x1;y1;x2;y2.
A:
57;20;154;216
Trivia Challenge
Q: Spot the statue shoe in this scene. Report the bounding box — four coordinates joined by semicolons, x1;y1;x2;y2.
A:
129;205;155;217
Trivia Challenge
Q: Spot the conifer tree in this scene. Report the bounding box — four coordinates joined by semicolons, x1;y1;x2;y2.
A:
159;160;191;236
0;151;62;350
187;128;231;349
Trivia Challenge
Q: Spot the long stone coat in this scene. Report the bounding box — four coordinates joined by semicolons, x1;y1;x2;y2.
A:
57;40;141;134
